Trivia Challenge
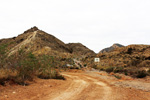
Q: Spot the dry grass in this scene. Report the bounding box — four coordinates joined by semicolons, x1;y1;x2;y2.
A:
0;68;17;79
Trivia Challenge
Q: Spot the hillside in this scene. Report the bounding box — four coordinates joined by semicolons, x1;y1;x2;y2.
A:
0;26;96;85
98;44;150;67
0;27;73;57
66;43;96;57
0;27;95;58
100;43;124;53
97;45;150;77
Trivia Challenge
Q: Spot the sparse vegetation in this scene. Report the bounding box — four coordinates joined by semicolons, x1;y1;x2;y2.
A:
105;66;114;73
1;26;150;88
113;67;124;73
0;46;66;85
97;64;150;78
95;45;150;78
136;70;147;78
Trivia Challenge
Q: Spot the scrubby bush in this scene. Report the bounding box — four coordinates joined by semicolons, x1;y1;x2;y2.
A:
84;64;87;67
124;70;128;75
0;68;17;85
99;68;104;71
105;66;114;73
0;48;65;85
92;64;98;69
113;67;124;73
38;69;64;80
136;70;147;78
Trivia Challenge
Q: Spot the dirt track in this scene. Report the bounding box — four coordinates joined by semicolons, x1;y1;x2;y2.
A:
48;73;112;100
0;72;150;100
44;72;150;100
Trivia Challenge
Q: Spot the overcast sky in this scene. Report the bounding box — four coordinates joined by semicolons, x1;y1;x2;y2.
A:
0;0;150;53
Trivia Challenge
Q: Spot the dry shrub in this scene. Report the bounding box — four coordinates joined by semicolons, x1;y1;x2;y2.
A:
38;69;65;80
113;67;124;73
0;50;65;85
0;69;17;85
136;70;147;78
105;66;114;73
0;68;17;79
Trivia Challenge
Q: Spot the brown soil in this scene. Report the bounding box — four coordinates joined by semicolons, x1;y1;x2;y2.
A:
0;71;150;100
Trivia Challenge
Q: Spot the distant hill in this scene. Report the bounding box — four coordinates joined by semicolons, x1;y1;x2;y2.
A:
66;43;96;57
100;43;124;53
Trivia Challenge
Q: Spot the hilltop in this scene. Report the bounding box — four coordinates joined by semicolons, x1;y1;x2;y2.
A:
100;43;124;53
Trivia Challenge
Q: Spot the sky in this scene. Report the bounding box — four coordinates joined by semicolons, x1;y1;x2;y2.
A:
0;0;150;53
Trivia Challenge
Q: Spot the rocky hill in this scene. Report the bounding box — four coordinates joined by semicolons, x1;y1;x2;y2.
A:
100;43;124;53
0;27;72;57
80;44;150;78
0;26;95;57
66;43;96;57
98;44;150;71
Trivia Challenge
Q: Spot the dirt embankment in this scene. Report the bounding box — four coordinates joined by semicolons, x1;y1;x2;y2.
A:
0;71;150;100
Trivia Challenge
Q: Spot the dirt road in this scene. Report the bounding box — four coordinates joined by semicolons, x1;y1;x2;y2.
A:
1;72;150;100
48;73;112;100
44;72;150;100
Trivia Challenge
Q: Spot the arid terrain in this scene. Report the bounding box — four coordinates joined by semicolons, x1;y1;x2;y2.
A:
0;70;150;100
0;27;150;100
